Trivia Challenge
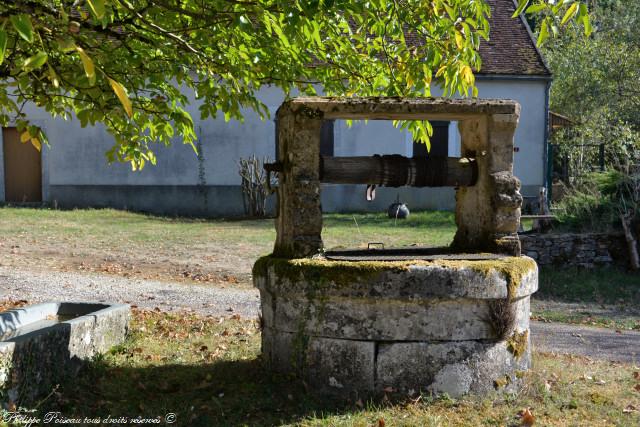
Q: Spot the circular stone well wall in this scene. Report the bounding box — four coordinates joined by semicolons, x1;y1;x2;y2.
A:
253;255;538;398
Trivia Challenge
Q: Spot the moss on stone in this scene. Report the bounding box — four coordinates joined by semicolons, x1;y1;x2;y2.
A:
253;254;536;298
430;256;536;301
515;370;527;379
507;330;529;360
493;374;511;389
252;255;407;288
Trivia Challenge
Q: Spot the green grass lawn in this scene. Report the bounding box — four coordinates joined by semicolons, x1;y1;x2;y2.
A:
0;207;456;249
533;267;640;330
1;206;638;329
28;309;640;427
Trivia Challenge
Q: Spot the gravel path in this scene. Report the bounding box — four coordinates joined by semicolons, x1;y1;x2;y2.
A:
2;266;638;363
532;321;640;363
0;266;260;318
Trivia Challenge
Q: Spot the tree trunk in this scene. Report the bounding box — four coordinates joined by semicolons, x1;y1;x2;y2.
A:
620;213;640;270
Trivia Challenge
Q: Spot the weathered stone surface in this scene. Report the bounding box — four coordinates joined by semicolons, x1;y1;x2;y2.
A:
273;105;324;258
263;96;533;398
376;338;530;397
255;256;538;300
306;337;375;394
274;97;522;258
262;328;375;396
256;257;536;398
0;302;129;407
520;232;628;268
452;110;522;256
286;97;519;120
273;295;531;341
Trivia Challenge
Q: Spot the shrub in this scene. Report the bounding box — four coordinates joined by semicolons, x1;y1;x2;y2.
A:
553;170;638;232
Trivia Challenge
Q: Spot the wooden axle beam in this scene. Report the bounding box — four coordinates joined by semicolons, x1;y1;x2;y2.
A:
320;155;477;187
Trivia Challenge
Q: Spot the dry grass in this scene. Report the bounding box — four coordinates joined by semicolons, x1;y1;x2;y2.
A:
14;309;637;427
0;207;456;289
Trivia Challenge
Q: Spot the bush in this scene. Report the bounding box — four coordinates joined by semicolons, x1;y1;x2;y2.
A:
553;170;638;232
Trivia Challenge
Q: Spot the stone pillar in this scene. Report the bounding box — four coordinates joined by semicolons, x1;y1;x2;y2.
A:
453;110;523;255
273;104;324;258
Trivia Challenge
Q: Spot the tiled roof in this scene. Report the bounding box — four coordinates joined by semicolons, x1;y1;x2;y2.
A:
478;0;551;76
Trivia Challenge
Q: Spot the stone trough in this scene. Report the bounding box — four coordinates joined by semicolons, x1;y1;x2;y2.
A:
255;97;538;398
0;302;130;406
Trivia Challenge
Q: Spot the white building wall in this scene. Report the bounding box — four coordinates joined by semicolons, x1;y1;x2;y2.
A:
0;80;547;215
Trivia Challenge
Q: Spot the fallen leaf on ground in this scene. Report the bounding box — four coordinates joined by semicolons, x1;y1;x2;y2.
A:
377;418;385;427
518;408;535;426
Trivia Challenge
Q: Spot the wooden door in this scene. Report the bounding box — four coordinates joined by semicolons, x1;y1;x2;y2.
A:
3;128;42;202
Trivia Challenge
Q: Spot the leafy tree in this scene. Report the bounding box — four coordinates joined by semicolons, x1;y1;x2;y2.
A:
0;1;589;169
543;0;640;178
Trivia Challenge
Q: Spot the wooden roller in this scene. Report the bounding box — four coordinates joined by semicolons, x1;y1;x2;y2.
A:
320;155;477;187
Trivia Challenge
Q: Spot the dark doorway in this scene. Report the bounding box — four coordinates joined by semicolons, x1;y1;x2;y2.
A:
319;120;334;156
413;121;449;158
275;119;334;159
3;127;42;202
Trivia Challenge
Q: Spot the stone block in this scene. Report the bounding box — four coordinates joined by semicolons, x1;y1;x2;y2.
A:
254;256;538;301
0;302;129;406
306;337;375;395
376;337;530;397
273;294;531;341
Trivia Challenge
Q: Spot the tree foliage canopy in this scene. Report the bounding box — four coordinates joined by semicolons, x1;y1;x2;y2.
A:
544;0;640;174
0;0;588;169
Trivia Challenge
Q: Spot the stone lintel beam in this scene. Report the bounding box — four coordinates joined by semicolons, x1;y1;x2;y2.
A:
285;96;519;121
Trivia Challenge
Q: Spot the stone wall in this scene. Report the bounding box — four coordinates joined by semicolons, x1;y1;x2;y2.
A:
520;232;628;268
255;255;538;398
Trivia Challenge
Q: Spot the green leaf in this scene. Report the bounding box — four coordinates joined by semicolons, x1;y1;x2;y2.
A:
583;15;592;36
108;77;133;118
512;0;530;18
76;47;96;85
525;4;546;14
22;51;48;71
0;30;7;65
57;38;77;52
48;64;59;88
87;0;106;20
537;19;549;46
10;15;34;43
561;3;579;26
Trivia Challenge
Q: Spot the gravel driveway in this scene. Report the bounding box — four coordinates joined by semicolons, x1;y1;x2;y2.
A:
0;266;260;318
2;266;638;363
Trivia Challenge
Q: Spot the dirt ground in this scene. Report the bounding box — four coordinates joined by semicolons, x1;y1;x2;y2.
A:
0;241;257;287
0;237;263;289
0;208;456;289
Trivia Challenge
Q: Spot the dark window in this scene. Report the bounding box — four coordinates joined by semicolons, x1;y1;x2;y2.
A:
274;118;279;161
320;120;334;156
275;119;334;159
413;121;449;158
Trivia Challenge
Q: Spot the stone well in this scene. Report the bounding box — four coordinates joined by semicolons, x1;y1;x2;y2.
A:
255;97;538;398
